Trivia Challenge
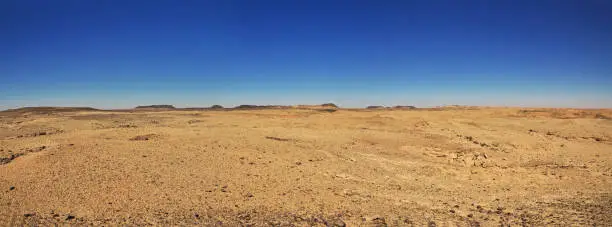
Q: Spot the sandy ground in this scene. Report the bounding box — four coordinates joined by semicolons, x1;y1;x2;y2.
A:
0;107;611;226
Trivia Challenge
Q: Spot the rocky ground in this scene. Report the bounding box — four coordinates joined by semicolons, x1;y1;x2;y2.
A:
1;107;611;226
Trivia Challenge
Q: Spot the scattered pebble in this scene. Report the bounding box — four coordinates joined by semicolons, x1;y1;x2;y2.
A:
66;215;75;220
23;213;34;217
9;186;15;191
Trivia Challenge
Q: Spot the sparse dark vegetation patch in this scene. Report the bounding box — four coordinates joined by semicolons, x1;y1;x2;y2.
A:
366;106;385;109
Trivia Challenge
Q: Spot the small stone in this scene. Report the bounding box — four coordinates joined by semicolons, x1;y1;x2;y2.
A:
295;161;302;165
245;193;254;198
194;213;200;218
467;214;473;218
449;209;455;213
369;216;386;226
9;186;15;191
24;213;34;217
66;215;75;220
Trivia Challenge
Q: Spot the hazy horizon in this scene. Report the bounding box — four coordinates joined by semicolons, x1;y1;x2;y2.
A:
2;0;611;109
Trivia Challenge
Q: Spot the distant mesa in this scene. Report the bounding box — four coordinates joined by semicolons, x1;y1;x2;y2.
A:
2;106;99;114
321;103;339;108
234;105;289;109
210;105;224;109
135;105;175;109
393;105;417;109
366;106;385;109
235;105;261;109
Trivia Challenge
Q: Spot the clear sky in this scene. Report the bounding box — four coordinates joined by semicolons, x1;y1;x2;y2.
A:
1;0;611;109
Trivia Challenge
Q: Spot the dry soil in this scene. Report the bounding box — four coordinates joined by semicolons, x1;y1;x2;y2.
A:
1;107;611;226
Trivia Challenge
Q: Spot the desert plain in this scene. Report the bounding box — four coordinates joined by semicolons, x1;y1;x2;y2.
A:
1;106;611;226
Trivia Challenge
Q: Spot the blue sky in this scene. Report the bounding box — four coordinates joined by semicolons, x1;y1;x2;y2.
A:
1;0;611;109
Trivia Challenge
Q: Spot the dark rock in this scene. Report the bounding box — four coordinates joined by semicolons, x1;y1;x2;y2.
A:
265;136;290;141
129;134;156;141
9;186;15;190
325;218;346;227
24;213;34;217
66;215;75;220
371;216;387;226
